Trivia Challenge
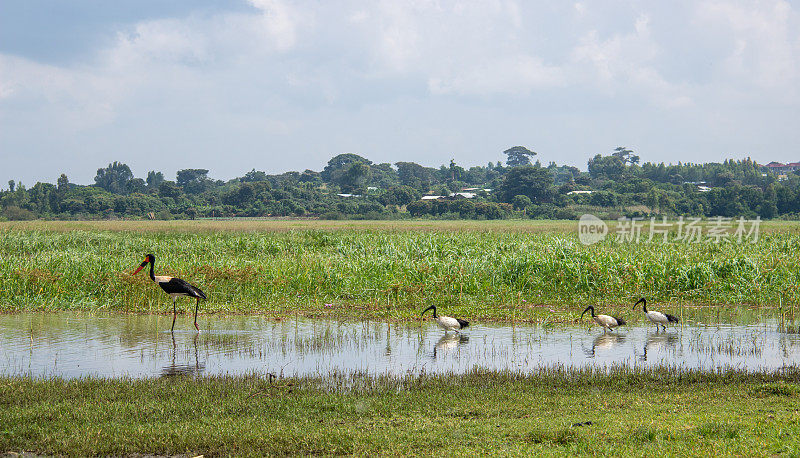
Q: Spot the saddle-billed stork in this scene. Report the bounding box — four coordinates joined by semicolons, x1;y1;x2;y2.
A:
633;297;679;331
580;306;626;333
421;305;469;333
132;254;206;332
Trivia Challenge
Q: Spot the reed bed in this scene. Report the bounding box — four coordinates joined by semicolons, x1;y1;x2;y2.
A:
1;221;799;319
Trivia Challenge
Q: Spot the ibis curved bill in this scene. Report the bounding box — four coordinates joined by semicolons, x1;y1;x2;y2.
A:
133;254;206;332
580;306;625;333
633;298;679;331
421;305;469;333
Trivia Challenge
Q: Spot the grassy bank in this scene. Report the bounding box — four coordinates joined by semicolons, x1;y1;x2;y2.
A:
2;368;800;456
1;220;799;319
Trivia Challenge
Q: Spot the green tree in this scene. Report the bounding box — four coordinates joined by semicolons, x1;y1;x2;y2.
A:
299;169;321;184
129;178;147;194
497;165;553;203
94;162;133;194
512;195;532;210
587;154;626;181
396;162;435;191
176;169;210;194
321;153;372;182
158;181;182;199
241;169;269;182
146;171;164;189
339;162;371;192
380;186;421;206
57;174;69;192
503;146;537;167
611;146;639;165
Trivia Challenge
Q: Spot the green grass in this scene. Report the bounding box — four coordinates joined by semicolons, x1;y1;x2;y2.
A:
2;220;800;320
2;368;800;456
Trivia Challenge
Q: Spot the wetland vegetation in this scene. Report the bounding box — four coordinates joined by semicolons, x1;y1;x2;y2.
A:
1;220;799;320
2;368;800;456
2;219;800;456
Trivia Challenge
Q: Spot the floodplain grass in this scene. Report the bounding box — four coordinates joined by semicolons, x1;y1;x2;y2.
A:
2;368;800;456
2;220;800;321
3;220;800;456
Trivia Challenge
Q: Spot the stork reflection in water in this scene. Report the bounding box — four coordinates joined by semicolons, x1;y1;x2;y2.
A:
161;333;205;377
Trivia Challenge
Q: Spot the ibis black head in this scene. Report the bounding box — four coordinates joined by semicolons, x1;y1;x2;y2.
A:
421;305;437;318
634;297;647;311
581;306;594;319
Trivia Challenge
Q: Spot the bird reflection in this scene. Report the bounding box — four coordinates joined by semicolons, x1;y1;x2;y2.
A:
582;333;625;358
433;333;469;359
639;331;679;361
161;333;206;377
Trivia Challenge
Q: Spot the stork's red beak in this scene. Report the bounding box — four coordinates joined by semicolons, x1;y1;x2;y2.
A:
132;260;147;275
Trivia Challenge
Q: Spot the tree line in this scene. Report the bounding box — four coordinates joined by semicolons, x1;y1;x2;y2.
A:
2;147;799;221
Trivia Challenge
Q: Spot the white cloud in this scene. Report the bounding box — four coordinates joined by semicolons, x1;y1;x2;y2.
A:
428;55;565;95
2;0;799;184
694;0;799;92
247;0;301;52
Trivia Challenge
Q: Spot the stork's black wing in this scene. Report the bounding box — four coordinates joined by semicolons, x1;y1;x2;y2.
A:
456;319;470;329
159;277;207;299
665;313;679;323
612;316;626;326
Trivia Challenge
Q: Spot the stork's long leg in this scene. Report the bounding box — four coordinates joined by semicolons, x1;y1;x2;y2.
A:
171;297;177;332
194;298;200;332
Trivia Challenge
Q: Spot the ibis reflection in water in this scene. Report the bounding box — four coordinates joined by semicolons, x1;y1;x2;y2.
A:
638;332;679;361
583;333;625;358
580;306;626;333
132;254;207;332
421;305;469;333
433;333;469;359
634;298;679;331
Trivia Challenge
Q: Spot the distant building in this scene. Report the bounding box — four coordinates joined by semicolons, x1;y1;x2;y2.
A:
421;195;446;200
566;190;593;195
762;161;800;174
683;182;711;192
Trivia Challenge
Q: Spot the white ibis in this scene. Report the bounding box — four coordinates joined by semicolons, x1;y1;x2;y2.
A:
580;306;626;333
132;253;206;332
421;305;469;332
634;298;679;331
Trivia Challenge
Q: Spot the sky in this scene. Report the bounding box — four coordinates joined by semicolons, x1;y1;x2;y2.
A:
1;0;799;186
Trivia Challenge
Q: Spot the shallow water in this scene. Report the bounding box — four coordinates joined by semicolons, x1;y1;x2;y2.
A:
1;312;800;378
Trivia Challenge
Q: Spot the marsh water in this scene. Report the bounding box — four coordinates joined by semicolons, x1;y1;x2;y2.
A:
2;312;800;378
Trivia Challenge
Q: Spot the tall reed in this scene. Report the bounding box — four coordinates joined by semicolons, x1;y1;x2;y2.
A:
1;224;798;317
